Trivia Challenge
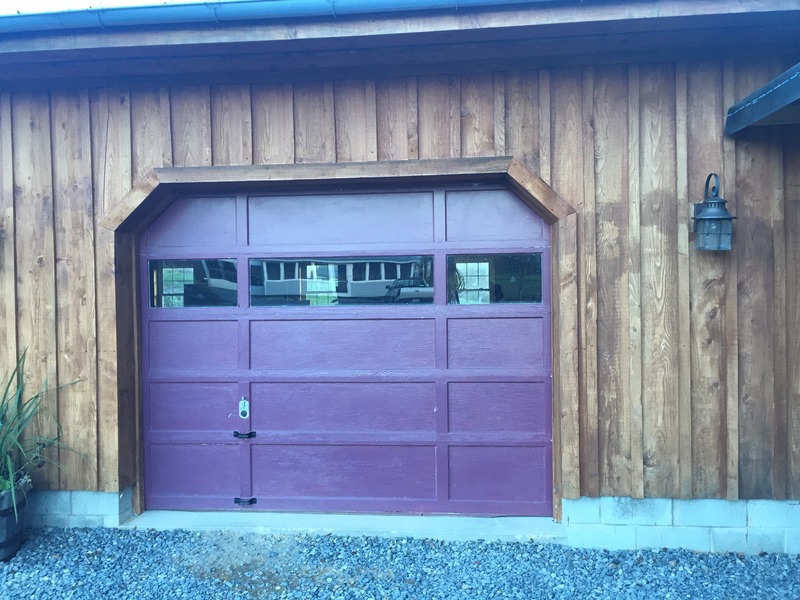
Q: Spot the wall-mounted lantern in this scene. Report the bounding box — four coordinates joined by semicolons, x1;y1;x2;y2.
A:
693;173;735;251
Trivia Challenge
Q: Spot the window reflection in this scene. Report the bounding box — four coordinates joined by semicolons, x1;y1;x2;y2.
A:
447;254;542;304
149;259;238;307
249;256;434;306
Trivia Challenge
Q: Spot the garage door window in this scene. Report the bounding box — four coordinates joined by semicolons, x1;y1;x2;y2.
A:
249;256;434;306
148;259;238;307
447;253;542;304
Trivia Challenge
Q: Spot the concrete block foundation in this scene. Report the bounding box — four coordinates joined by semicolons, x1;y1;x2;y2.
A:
24;492;800;555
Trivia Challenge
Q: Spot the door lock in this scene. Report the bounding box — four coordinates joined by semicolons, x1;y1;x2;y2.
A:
238;396;249;419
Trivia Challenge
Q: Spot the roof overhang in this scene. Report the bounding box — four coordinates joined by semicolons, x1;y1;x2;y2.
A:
104;157;574;235
725;61;800;135
2;1;800;90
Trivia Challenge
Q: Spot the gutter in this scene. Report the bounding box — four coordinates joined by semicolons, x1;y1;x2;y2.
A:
0;0;563;34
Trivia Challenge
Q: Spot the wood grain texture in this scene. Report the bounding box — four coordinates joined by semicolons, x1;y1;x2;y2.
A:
627;65;645;498
639;64;680;498
376;78;418;161
555;212;581;498
504;71;539;164
131;88;171;179
580;67;601;497
593;65;632;496
460;73;495;158
505;158;573;223
294;81;335;163
721;59;739;500
252;82;295;164
769;120;789;501
674;63;693;499
418;75;460;159
734;60;779;499
375;78;415;160
785;125;800;498
686;62;727;498
334;80;377;162
51;90;98;490
90;88;132;491
551;68;597;496
170;85;212;167
538;71;551;186
211;84;253;166
0;93;15;371
493;74;506;156
12;93;59;488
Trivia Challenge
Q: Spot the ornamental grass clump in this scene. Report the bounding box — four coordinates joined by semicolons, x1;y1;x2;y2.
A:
0;350;63;520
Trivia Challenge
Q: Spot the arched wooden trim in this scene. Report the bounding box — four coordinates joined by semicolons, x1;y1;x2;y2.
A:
109;157;580;519
103;157;574;233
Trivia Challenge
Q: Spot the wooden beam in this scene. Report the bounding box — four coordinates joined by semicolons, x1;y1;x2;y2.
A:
102;157;575;233
555;212;581;499
725;62;800;135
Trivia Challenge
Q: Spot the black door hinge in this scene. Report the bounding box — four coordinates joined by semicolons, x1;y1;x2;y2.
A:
234;497;257;506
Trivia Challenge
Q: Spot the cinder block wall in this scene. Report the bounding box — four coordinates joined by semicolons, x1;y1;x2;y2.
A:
562;498;800;554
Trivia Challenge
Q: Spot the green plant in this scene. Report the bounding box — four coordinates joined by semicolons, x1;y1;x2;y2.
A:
0;350;63;519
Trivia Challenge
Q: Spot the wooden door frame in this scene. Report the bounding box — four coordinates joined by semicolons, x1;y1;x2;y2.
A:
103;156;579;519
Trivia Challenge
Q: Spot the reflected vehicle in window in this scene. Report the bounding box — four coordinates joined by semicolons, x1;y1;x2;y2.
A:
384;278;434;303
148;259;238;307
250;256;434;306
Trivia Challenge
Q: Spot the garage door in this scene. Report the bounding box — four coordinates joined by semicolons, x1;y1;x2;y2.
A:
140;186;552;516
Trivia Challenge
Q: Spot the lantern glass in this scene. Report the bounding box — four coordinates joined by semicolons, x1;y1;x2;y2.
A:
695;217;732;251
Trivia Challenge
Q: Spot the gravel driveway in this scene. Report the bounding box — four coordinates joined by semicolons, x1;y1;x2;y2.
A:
1;527;798;599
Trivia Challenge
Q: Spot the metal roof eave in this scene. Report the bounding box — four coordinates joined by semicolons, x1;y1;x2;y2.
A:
0;0;564;34
724;61;800;135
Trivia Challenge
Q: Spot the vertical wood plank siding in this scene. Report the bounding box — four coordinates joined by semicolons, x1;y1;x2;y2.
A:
51;91;98;490
2;59;798;500
0;94;16;380
12;94;59;488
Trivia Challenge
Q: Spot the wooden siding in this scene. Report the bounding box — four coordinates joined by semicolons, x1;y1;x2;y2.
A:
0;59;797;501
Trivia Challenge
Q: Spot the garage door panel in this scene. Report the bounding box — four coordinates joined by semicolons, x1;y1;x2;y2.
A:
448;382;549;436
250;319;436;370
448;445;550;502
445;190;547;242
149;320;239;370
447;317;545;369
251;445;437;499
144;196;238;248
147;382;240;432
248;193;434;246
251;382;436;433
146;443;240;499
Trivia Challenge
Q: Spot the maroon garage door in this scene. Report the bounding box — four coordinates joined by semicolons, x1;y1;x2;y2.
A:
140;186;552;515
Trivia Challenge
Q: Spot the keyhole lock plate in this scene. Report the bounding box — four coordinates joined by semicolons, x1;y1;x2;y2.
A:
239;397;249;419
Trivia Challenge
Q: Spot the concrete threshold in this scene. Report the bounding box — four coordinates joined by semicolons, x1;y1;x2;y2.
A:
121;511;566;543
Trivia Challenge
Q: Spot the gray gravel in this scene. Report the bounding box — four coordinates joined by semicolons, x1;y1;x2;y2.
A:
0;527;798;599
